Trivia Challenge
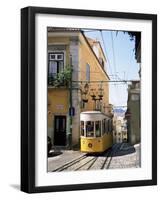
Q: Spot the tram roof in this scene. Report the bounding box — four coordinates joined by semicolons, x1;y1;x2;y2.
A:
80;111;110;121
81;111;102;114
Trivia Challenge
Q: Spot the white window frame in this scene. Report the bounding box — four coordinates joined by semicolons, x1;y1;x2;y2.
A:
48;50;66;67
49;53;64;61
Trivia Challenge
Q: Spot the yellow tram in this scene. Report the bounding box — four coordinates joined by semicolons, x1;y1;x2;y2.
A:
80;111;113;153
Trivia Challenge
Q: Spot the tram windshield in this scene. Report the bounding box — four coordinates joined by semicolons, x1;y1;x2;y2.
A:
81;121;84;136
95;121;101;137
86;121;94;137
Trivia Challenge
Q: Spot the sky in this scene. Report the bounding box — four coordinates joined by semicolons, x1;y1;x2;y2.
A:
83;30;140;108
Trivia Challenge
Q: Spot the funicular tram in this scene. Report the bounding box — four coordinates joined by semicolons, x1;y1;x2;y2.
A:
80;111;113;153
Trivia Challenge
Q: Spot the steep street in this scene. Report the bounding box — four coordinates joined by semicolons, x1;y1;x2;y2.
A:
48;143;140;172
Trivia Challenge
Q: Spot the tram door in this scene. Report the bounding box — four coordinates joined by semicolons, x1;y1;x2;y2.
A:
54;116;66;146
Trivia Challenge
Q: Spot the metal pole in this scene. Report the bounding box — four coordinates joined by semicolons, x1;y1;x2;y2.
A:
68;55;73;149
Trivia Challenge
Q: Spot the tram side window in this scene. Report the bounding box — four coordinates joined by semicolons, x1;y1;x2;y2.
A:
111;120;113;133
95;121;101;137
105;119;109;134
86;121;94;137
81;121;84;136
108;119;111;133
109;119;113;134
102;119;106;135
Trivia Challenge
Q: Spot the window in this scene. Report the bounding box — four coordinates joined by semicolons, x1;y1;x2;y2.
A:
48;52;64;78
105;119;109;133
80;121;85;136
49;53;64;61
95;121;101;137
86;63;90;81
108;119;113;133
102;119;106;134
86;121;94;137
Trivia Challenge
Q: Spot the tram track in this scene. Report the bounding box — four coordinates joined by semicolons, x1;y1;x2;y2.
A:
100;148;113;169
74;156;98;171
52;154;87;172
103;143;122;169
52;143;122;172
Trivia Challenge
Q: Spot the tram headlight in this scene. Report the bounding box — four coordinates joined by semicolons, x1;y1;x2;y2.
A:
88;143;93;148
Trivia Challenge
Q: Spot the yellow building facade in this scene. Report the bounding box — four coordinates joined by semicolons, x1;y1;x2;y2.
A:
47;29;111;148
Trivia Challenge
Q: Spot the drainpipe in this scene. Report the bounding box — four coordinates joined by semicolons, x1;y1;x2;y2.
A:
67;55;73;149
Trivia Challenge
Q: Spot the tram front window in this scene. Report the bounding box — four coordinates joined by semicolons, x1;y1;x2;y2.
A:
95;121;101;137
86;121;94;137
81;121;84;136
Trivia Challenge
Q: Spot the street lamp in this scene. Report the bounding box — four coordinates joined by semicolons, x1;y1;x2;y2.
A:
81;83;89;103
98;87;104;100
90;87;104;110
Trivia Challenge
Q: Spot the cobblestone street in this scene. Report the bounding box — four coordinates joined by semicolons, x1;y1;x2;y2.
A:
108;143;140;169
48;143;141;172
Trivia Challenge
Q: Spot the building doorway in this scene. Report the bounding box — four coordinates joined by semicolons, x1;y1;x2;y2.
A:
54;116;66;146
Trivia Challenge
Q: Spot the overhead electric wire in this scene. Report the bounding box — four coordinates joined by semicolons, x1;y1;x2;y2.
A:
109;31;122;105
100;31;124;106
100;30;113;76
83;29;132;107
125;52;136;81
99;30;129;107
110;31;118;78
72;80;134;83
99;30;121;106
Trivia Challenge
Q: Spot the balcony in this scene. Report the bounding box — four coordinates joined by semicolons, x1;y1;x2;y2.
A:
48;73;66;87
48;66;72;88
